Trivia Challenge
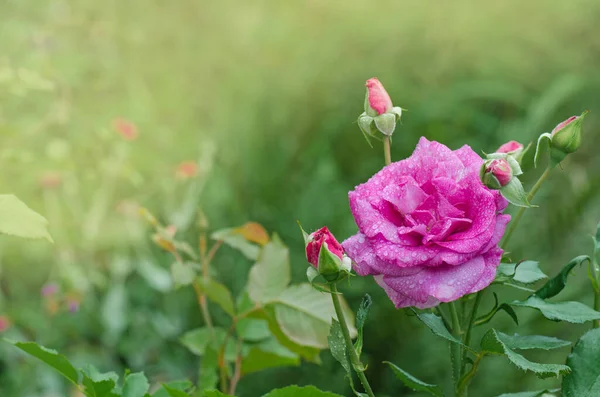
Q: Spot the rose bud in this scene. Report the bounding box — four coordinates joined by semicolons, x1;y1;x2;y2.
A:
496;140;524;155
0;315;11;332
482;159;513;189
551;112;587;154
303;226;350;282
358;78;403;140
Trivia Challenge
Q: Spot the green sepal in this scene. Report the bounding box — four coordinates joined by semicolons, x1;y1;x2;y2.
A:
534;133;552;168
390;106;403;120
306;266;319;284
500;177;533;207
374;113;396;136
297;221;310;246
318;242;345;282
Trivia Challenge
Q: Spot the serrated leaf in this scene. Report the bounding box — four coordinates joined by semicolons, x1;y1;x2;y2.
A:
0;194;52;241
385;361;443;397
212;227;260;260
511;261;548;284
413;310;463;346
81;365;119;397
122;372;150;397
161;385;191;397
497;332;570;350
7;340;79;384
480;329;570;379
262;385;343;397
562;328;600;397
274;283;356;349
328;319;351;374
354;294;372;356
535;255;590;299
511;296;600;323
153;381;193;397
500;177;532;208
497;389;559;397
248;237;290;304
196;277;235;316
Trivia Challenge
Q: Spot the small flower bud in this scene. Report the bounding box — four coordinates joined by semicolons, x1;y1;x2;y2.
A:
551;113;587;154
482;159;513;189
365;78;393;116
305;227;343;268
0;315;10;332
496;140;524;155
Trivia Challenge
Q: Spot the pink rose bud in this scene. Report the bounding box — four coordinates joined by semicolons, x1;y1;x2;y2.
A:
41;282;59;297
485;159;513;187
365;78;393;116
305;227;344;268
496;140;524;154
552;115;578;136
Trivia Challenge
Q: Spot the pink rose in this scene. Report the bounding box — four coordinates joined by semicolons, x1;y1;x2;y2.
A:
343;137;510;308
485;159;513;187
552;115;578;135
305;227;344;268
365;78;393;115
496;140;523;154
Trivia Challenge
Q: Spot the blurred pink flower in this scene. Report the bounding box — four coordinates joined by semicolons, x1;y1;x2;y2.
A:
0;315;10;332
176;161;198;179
343;137;509;308
305;226;344;268
41;282;59;297
165;225;177;237
113;118;139;141
365;78;393;115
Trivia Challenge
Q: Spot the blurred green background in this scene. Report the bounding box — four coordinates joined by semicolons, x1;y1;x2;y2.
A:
1;0;600;396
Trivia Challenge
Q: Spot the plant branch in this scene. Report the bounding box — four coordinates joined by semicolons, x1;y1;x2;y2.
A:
448;301;463;394
461;291;483;374
330;283;376;397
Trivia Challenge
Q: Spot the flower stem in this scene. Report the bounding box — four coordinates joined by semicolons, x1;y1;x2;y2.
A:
330;284;376;397
594;292;600;329
383;136;392;166
461;290;483;374
501;167;552;248
448;301;463;396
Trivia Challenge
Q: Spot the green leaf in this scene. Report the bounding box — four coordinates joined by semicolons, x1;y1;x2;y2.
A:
262;385;343;397
236;318;271;342
354;294;372;355
250;307;322;363
248;237;291;304
498;261;547;284
480;329;570;378
511;296;600;323
171;262;196;287
179;327;236;361
122;372;150;397
161;385;191;397
0;194;52;241
500;177;532;208
81;365;119;397
498;389;559;397
534;133;552;168
273;283;356;349
7;340;79;384
196;277;235;316
328;319;351;374
202;391;233;397
535;255;590;299
475;293;519;326
153;381;193;397
241;338;299;375
413;310;463;346
198;346;219;390
497;332;570;350
562;328;600;397
386;361;443;397
212;227;260;260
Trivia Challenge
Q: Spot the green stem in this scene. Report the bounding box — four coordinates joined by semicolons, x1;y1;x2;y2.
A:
383;136;392;166
501;167;552;248
330;284;376;397
594;292;600;329
448;301;463;396
461;290;483;374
